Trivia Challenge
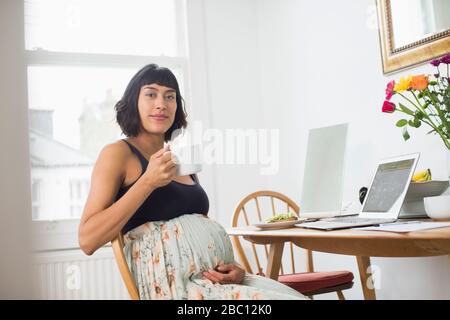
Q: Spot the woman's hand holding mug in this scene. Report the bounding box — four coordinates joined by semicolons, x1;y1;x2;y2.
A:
143;145;177;189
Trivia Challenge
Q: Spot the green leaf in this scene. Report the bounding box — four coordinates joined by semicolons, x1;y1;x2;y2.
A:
398;103;415;116
429;81;438;86
396;119;408;127
415;111;424;119
413;118;422;128
402;127;410;141
408;118;421;128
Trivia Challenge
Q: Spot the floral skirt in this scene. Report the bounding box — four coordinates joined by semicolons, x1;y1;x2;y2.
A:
123;214;306;300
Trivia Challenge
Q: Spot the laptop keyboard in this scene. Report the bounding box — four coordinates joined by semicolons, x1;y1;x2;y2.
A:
323;217;394;224
296;216;396;230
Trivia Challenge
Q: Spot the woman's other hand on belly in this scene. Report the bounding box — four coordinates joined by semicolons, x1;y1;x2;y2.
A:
202;264;245;284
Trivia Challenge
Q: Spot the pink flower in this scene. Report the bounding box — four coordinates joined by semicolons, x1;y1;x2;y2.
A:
382;101;396;113
385;80;395;100
441;54;450;64
431;59;441;67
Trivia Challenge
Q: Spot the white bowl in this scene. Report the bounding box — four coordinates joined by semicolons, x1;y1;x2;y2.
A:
424;194;450;221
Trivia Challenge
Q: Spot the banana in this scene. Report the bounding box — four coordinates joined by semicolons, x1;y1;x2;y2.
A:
412;169;432;182
412;170;427;181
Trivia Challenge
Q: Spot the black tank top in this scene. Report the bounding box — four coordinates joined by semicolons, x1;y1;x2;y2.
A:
116;140;209;234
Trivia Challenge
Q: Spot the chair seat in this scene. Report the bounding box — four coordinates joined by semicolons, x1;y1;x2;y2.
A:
278;271;354;294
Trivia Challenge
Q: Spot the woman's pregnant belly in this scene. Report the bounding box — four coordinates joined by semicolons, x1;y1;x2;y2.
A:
124;214;235;284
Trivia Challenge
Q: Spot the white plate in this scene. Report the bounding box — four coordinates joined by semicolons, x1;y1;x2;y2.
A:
253;219;300;230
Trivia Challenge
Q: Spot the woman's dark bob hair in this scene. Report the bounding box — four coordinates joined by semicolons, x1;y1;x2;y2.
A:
115;64;188;142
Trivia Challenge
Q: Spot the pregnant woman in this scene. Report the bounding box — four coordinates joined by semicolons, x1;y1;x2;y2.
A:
78;64;306;300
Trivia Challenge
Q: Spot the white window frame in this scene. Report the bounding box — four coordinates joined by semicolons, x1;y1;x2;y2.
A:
27;0;193;251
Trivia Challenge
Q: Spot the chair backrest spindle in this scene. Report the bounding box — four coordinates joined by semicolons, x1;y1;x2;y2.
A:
231;191;302;278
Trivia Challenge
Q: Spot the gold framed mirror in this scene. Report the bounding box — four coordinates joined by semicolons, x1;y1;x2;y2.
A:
377;0;450;74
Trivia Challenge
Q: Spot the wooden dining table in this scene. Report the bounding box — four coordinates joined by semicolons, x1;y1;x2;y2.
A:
226;224;450;300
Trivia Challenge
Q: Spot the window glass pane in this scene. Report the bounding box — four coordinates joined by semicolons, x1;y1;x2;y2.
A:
28;65;133;151
32;179;40;201
77;181;81;199
25;0;179;56
69;181;74;200
28;65;133;220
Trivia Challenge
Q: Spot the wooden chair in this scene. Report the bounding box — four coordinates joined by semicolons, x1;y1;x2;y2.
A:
111;233;140;300
231;190;354;299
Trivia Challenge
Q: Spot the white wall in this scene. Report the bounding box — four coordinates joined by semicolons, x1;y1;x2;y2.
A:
198;0;450;299
199;0;269;223
0;0;36;298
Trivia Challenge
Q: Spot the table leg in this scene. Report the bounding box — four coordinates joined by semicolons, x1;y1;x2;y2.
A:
266;242;285;280
306;249;314;273
356;256;377;300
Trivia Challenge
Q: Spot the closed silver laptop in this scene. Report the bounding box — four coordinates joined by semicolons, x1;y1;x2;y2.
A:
299;123;348;218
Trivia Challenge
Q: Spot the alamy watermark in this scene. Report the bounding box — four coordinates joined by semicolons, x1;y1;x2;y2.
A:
169;121;280;175
66;264;81;290
365;264;381;290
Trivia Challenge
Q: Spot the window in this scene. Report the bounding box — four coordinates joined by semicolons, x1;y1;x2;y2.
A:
31;179;42;220
25;0;189;221
25;0;180;56
69;179;90;218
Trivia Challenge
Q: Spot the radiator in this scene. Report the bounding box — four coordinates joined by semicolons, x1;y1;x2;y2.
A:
33;246;129;300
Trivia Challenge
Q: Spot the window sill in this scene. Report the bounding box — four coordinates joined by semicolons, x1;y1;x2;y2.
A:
32;218;81;251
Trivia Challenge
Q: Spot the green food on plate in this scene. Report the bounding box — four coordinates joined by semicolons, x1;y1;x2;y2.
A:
265;212;297;223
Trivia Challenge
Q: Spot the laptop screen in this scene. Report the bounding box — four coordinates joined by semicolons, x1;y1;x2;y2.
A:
362;159;415;213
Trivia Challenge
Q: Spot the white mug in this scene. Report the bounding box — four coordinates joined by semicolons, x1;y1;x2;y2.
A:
170;144;202;176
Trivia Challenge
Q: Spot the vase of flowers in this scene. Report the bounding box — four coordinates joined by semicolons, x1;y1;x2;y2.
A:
381;53;450;176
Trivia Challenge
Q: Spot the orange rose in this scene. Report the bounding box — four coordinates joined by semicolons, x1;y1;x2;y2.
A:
410;75;429;91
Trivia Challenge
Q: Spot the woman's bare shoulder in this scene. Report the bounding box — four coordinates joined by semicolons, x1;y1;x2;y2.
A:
96;140;133;166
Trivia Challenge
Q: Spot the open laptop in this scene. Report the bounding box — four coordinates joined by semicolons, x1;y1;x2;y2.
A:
296;153;420;230
299;123;348;219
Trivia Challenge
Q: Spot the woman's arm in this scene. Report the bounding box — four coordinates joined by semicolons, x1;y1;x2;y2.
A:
78;143;157;255
79;142;177;255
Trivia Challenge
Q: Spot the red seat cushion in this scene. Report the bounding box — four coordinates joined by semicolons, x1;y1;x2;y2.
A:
278;271;354;294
